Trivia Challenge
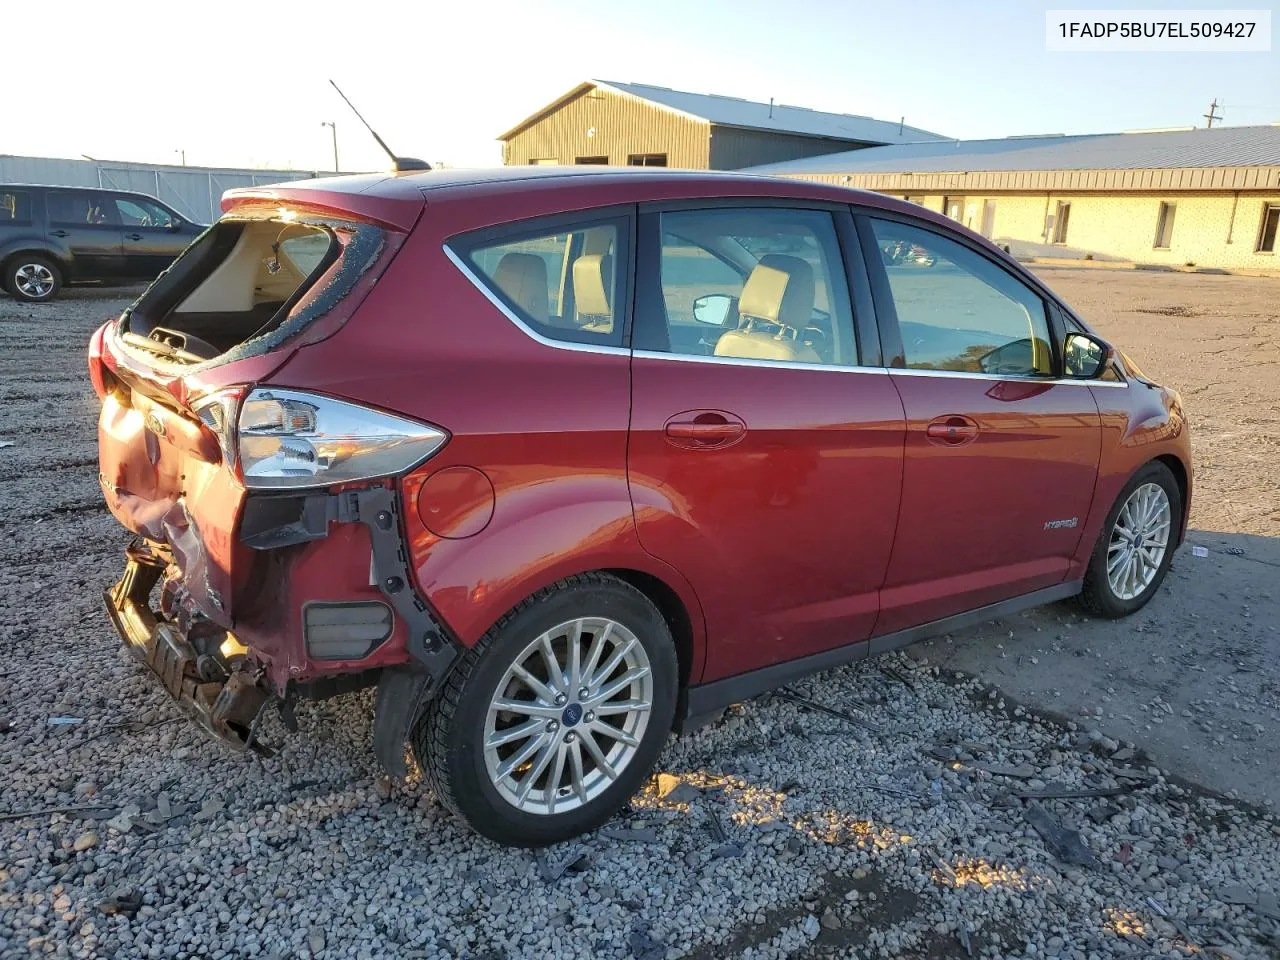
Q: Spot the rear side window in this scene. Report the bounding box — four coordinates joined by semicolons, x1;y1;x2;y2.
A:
47;191;114;226
461;217;628;348
868;218;1053;377
0;190;31;224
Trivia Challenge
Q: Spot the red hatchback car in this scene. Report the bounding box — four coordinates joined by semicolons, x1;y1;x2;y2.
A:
91;168;1190;846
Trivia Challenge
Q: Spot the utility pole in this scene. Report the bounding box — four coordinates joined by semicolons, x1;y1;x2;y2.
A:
321;121;339;172
175;149;186;166
1203;98;1222;128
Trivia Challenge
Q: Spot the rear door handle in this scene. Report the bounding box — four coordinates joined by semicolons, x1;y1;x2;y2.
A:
50;230;68;238
926;415;979;446
126;233;143;241
664;411;746;449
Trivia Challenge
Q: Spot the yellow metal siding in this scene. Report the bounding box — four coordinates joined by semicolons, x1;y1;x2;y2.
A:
502;88;710;168
868;190;1280;270
790;166;1280;194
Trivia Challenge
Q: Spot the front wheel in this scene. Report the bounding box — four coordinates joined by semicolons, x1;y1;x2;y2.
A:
5;256;63;302
1079;461;1181;618
413;573;678;846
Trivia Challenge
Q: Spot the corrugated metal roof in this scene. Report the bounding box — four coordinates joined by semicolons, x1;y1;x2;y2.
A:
748;125;1280;175
595;81;949;144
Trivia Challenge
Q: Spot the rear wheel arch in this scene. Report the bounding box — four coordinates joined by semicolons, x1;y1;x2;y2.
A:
603;567;697;688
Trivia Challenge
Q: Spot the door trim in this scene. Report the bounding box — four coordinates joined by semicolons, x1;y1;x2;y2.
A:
678;579;1082;727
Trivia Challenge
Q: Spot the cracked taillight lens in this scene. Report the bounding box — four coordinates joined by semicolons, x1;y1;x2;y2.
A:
235;388;448;490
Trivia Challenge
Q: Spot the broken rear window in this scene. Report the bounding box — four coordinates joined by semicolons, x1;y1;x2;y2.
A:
121;213;383;366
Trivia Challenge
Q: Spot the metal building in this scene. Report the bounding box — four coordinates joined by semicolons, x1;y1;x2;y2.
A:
499;80;948;170
752;125;1280;271
0;155;348;225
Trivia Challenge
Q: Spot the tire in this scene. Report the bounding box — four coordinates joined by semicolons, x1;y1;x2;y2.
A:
413;572;678;846
5;255;63;303
1078;461;1181;618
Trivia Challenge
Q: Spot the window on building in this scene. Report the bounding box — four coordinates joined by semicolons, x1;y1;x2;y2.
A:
114;197;175;229
463;218;626;347
574;156;608;165
1154;202;1177;249
903;195;926;206
650;208;857;366
1256;204;1280;254
528;158;558;165
0;190;31;224
1051;201;1071;244
980;200;997;239
943;196;965;222
869;218;1053;377
627;154;668;167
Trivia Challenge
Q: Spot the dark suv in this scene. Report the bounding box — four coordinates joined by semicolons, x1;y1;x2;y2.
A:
1;184;204;302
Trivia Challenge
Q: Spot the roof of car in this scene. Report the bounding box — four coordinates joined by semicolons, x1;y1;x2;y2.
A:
220;165;960;236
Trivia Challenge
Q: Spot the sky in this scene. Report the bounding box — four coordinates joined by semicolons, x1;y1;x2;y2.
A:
6;0;1278;172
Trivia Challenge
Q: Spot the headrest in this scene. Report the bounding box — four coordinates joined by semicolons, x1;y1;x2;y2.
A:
492;253;549;324
572;253;612;321
738;254;815;330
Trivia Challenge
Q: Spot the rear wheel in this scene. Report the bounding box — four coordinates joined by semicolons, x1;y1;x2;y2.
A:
5;256;62;302
1079;461;1181;618
413;573;677;847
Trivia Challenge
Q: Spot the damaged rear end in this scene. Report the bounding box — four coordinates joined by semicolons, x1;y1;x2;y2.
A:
91;183;454;764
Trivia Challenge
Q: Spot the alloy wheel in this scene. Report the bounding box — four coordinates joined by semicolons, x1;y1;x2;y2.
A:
1106;482;1172;600
483;617;653;816
14;263;55;299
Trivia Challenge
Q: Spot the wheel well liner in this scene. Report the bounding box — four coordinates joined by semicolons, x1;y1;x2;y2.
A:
604;568;694;688
1153;453;1189;540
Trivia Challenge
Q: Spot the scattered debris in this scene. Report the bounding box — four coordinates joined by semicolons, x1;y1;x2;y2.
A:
1012;780;1153;800
712;842;745;859
957;921;974;956
600;827;660;844
1023;801;1101;868
973;761;1037;778
0;440;13;448
47;716;84;726
1147;897;1168;917
1116;843;1132;865
627;921;666;960
774;689;882;734
1191;545;1209;558
655;774;701;806
1219;885;1256;905
1225;546;1246;556
925;848;958;885
96;889;142;918
705;811;728;843
0;804;114;823
106;803;141;834
536;846;590;882
193;796;224;823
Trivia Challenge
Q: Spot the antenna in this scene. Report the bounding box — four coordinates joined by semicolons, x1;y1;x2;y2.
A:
328;80;430;172
768;97;774;119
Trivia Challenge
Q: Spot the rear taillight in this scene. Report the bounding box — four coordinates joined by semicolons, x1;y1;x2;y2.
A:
191;388;245;469
87;321;110;400
235;389;447;490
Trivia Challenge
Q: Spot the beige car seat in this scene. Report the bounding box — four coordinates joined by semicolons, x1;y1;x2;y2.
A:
714;254;821;363
493;253;550;324
571;253;614;333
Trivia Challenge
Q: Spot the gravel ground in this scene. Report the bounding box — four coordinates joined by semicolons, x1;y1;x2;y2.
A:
2;280;1279;960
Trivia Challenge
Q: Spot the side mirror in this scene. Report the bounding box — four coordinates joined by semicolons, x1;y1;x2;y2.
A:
692;293;733;326
1063;332;1111;379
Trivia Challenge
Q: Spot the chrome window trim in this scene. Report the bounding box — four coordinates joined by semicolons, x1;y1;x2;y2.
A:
632;349;888;375
888;367;1129;388
442;244;631;358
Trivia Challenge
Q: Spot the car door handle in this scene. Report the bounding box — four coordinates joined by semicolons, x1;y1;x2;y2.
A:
50;230;69;238
663;411;746;449
126;233;144;241
926;416;979;446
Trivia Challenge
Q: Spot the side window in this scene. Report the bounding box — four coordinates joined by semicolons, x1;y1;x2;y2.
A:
465;218;625;346
47;192;113;227
654;208;857;367
869;218;1053;377
0;190;31;224
115;197;175;229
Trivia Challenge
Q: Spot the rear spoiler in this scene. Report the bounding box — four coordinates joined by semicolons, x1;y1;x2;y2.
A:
222;178;425;233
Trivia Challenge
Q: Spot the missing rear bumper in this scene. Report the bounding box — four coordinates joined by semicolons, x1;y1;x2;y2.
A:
103;547;273;755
